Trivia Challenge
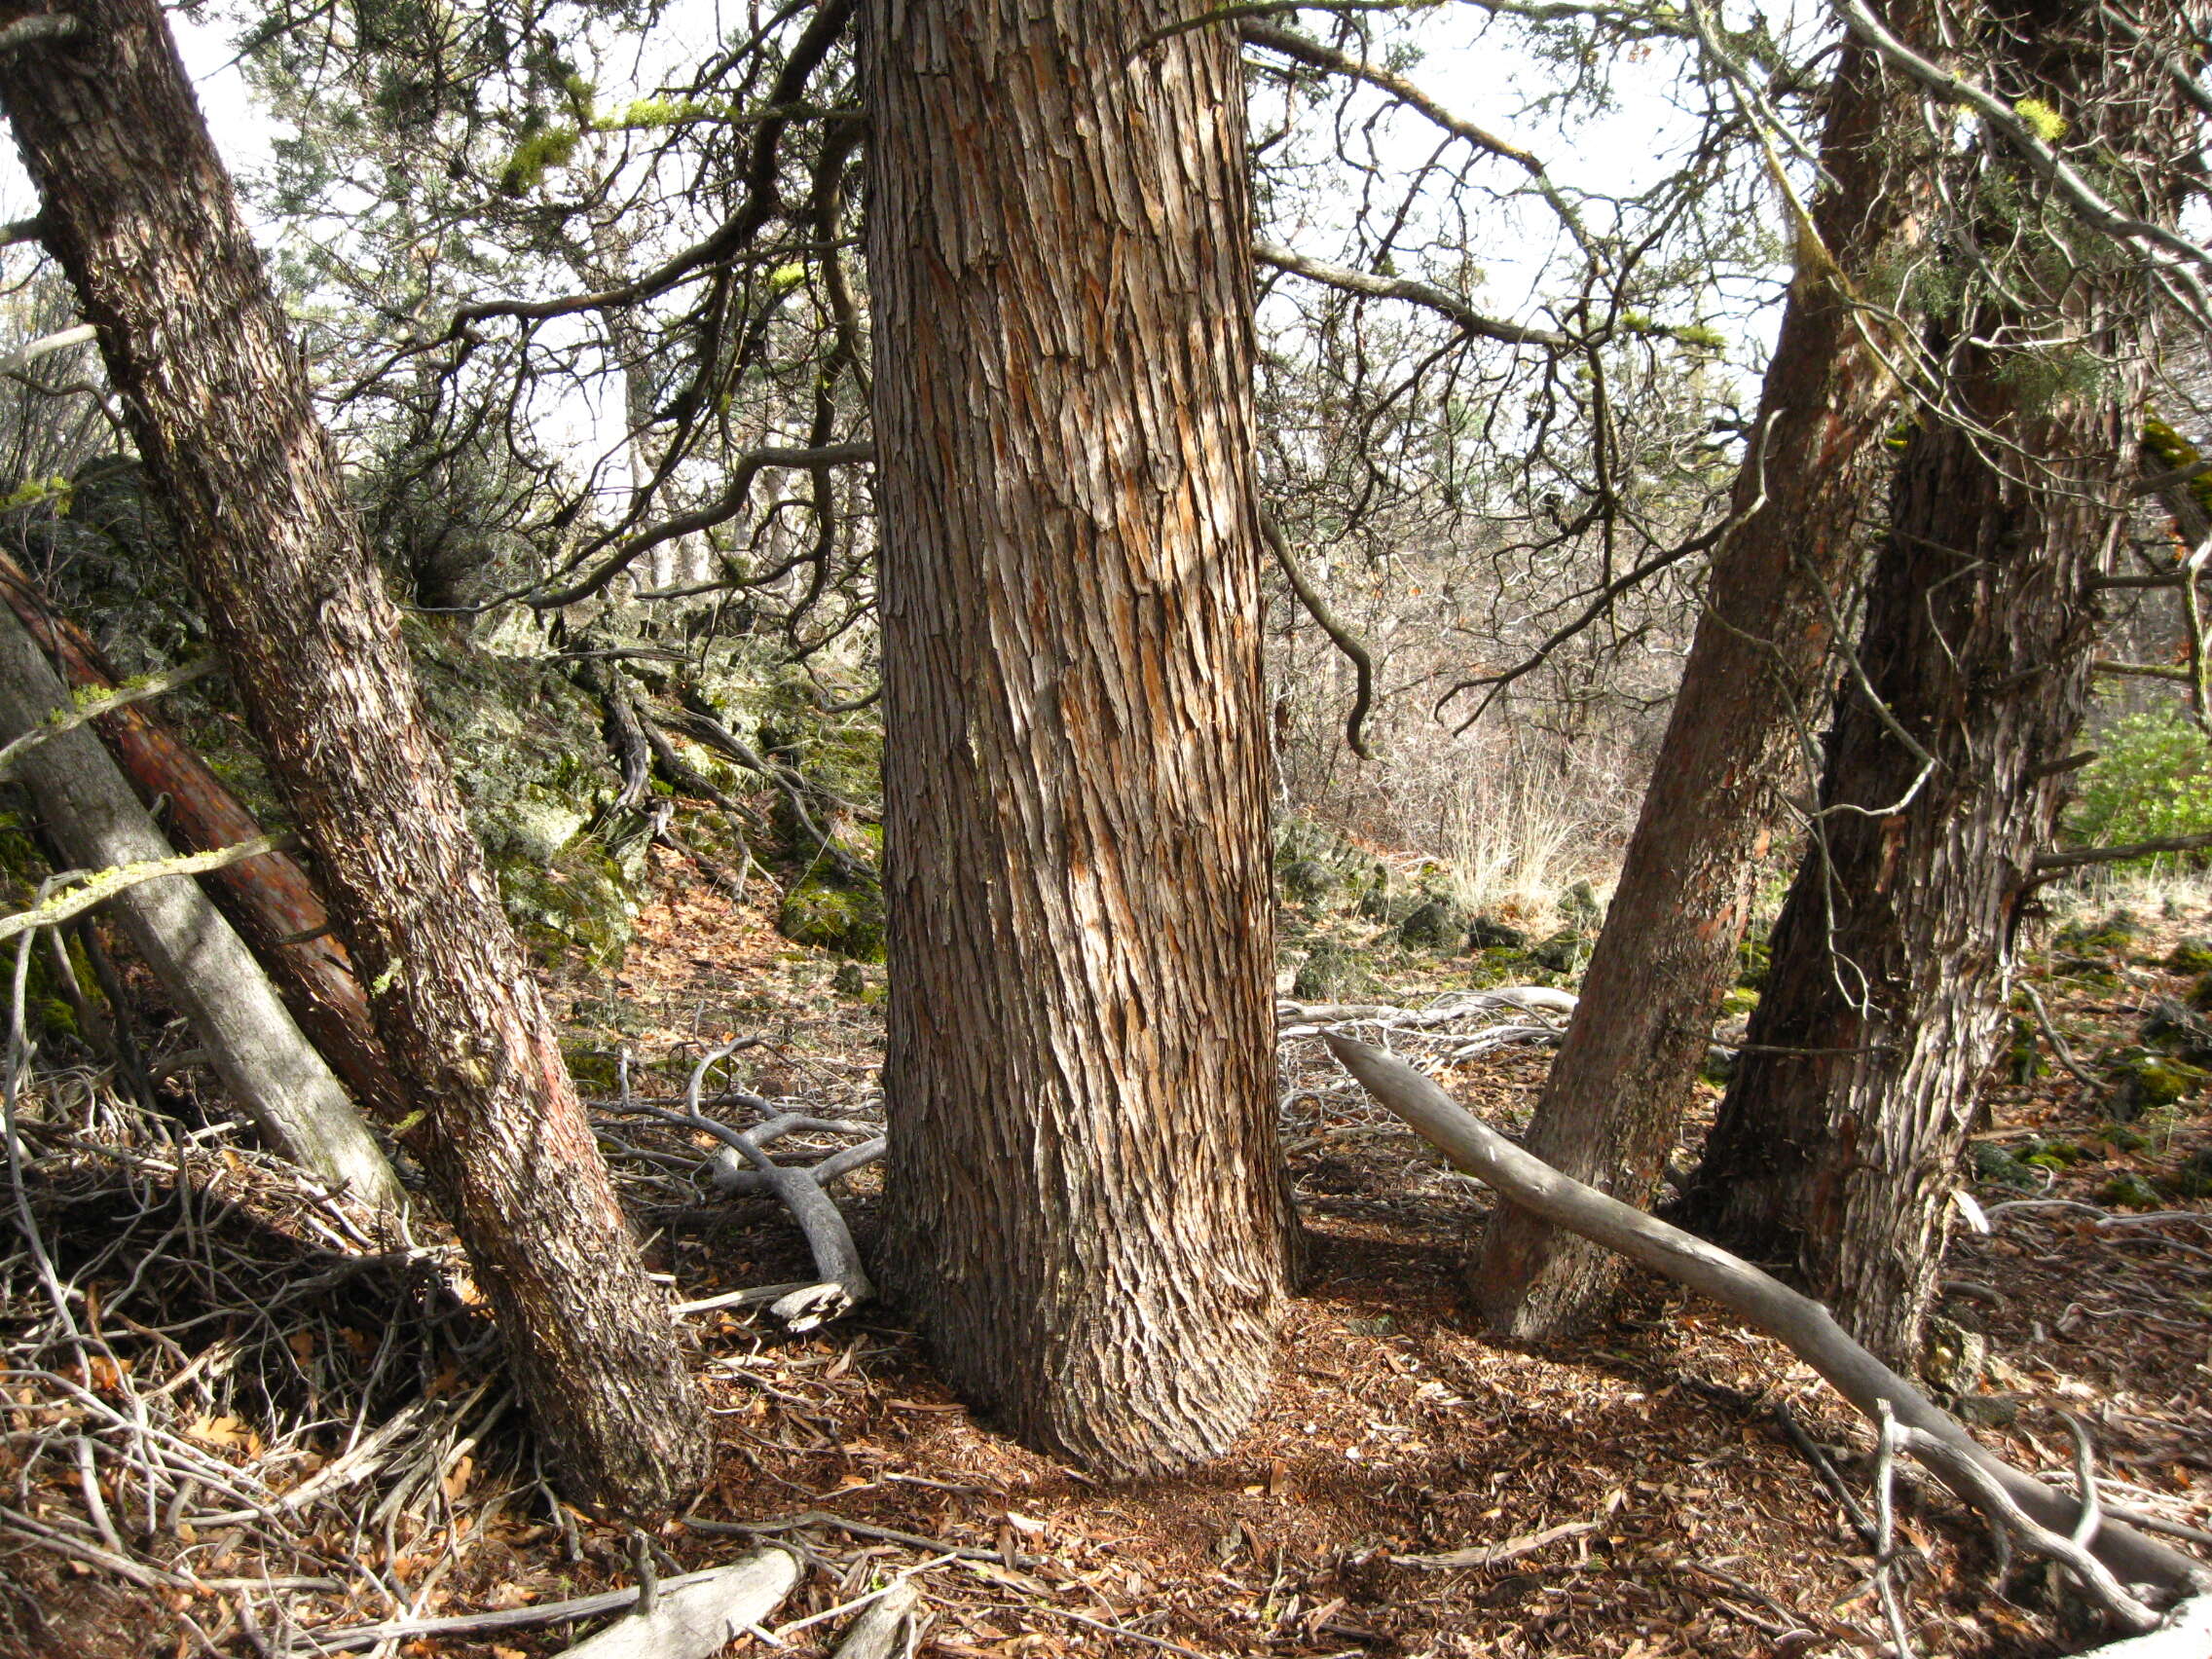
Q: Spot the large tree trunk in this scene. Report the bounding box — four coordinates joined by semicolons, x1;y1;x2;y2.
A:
1472;3;1937;1341
0;0;710;1515
864;0;1290;1475
0;603;401;1206
0;555;408;1124
1674;0;2200;1363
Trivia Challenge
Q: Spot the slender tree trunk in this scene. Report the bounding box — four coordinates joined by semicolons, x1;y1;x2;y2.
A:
1672;388;2119;1361
864;0;1289;1475
0;0;710;1515
1675;0;2202;1363
1473;4;1937;1340
0;554;409;1124
0;603;401;1205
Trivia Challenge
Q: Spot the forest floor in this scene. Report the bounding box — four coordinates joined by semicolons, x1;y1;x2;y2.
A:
3;847;2210;1659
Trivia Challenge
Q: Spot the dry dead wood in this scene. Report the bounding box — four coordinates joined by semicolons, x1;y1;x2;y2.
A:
550;1547;802;1659
1323;1034;2212;1635
608;1041;877;1329
0;602;399;1205
0;556;407;1122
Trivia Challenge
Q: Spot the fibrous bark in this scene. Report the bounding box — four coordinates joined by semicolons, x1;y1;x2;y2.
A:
865;0;1289;1473
0;602;400;1206
1675;0;2205;1364
1473;0;1938;1341
0;0;710;1515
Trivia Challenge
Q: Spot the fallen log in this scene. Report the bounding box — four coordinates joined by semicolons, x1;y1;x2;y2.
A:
0;556;406;1122
0;602;399;1205
1322;1034;2211;1618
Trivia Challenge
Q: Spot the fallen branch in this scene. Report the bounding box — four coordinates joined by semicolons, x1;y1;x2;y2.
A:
611;1042;874;1329
1278;986;1578;1036
0;832;294;945
1321;1034;2211;1607
0;656;219;780
828;1578;921;1659
1392;1518;1597;1569
553;1548;803;1659
2035;830;2212;874
307;1552;799;1652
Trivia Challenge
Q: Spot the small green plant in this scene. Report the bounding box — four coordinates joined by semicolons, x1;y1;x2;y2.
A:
2065;710;2212;869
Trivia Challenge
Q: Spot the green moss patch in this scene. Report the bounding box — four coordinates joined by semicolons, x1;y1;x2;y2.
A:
778;874;885;961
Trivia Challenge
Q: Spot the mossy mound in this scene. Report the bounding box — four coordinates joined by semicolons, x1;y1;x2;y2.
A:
778;874;885;961
2107;1050;2208;1121
2164;937;2212;975
1292;939;1380;1002
2098;1171;2163;1211
1529;930;1589;974
1397;896;1468;953
2055;910;2141;955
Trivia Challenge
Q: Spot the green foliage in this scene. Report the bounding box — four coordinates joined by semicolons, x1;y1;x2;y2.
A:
594;96;706;131
2065;711;2212;866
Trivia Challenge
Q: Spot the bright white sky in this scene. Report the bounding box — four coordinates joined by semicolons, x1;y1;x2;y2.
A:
0;5;1796;464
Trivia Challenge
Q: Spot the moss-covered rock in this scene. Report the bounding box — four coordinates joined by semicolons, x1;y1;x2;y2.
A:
1280;859;1340;907
2108;1050;2208;1121
1467;915;1528;951
1529;930;1589;974
1397;896;1467;952
1560;878;1604;931
1921;1315;1987;1395
1292;939;1379;1002
778;874;885;961
2098;1171;2163;1211
2142;999;2212;1066
404;620;648;966
1972;1141;2041;1190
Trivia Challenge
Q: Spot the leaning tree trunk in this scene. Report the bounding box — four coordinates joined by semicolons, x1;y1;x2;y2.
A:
0;554;409;1124
1473;1;1938;1341
1671;392;2119;1361
0;0;710;1515
0;603;401;1206
865;0;1290;1474
1673;0;2201;1364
